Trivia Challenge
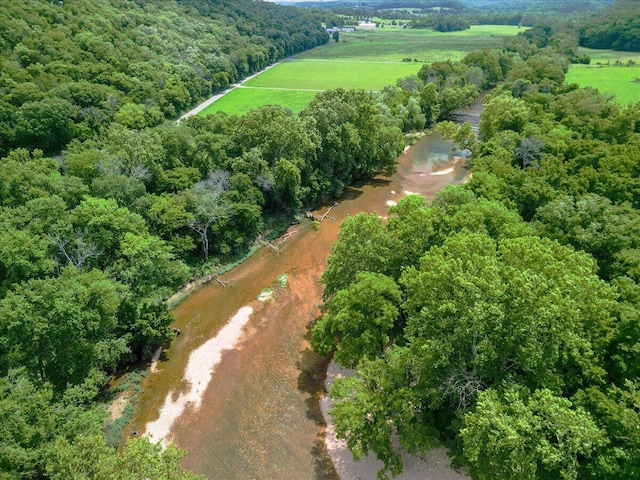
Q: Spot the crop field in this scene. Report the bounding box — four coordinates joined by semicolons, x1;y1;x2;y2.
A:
200;25;521;116
566;65;640;105
244;60;423;90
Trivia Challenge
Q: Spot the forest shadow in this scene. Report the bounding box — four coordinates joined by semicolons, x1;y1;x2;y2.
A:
297;323;340;480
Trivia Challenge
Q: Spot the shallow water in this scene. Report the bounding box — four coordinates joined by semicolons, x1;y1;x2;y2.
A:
128;132;467;479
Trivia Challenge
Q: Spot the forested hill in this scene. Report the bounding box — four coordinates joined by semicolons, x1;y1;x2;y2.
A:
0;0;331;155
579;0;640;51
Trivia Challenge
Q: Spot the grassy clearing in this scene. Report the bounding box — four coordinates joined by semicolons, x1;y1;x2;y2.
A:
202;25;521;115
244;60;422;90
566;65;640;105
564;47;640;105
199;88;317;116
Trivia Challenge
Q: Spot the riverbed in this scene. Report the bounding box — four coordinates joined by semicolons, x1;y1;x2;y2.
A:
128;132;469;479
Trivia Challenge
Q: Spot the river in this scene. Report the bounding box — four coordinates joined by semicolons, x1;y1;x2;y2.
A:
127;130;470;479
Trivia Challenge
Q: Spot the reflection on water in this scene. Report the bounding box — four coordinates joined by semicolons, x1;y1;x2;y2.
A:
406;133;454;174
130;132;467;480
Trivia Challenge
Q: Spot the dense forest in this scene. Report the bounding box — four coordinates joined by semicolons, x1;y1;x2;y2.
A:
0;0;332;156
578;0;640;51
312;13;640;480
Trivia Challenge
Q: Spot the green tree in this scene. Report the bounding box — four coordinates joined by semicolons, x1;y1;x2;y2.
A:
14;98;78;152
273;158;303;211
462;386;604;480
312;272;401;367
479;92;530;139
46;435;205;480
0;267;128;389
321;213;400;299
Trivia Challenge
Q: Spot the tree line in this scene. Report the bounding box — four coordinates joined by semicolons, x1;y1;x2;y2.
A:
312;17;640;480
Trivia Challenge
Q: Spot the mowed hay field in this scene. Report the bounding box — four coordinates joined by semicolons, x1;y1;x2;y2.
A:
200;25;521;116
566;48;640;105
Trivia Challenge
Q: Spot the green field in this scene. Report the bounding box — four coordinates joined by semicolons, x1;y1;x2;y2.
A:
245;60;422;90
204;88;319;115
566;47;640;105
566;65;640;105
200;25;521;116
576;47;640;65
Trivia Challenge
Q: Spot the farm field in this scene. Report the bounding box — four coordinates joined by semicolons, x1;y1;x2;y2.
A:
200;25;521;116
205;88;319;116
299;25;522;63
566;64;640;105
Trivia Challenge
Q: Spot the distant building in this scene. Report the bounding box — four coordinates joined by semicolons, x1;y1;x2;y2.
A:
358;21;377;29
326;27;339;34
341;27;355;32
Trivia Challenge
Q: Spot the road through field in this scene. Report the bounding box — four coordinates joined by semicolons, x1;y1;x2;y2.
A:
177;62;282;122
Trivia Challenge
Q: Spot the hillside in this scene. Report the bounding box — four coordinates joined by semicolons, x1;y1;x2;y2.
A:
579;0;640;51
0;0;331;155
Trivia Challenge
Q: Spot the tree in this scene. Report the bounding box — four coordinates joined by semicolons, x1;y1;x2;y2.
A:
0;370;109;479
14;98;78;152
188;171;234;259
418;83;440;126
0;267;128;390
534;194;640;279
461;386;604;480
321;213;400;299
318;218;619;478
110;232;188;299
479;92;530;139
70;197;148;265
46;435;205;480
273;158;303;211
312;272;401;367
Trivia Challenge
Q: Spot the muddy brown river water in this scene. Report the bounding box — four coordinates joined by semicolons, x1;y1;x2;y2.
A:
128;132;469;479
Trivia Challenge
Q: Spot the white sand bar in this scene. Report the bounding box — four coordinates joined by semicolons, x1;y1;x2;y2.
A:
145;306;254;443
430;167;455;176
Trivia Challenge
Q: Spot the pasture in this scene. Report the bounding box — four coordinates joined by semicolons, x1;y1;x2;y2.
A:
565;47;640;105
199;25;521;116
566;64;640;105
